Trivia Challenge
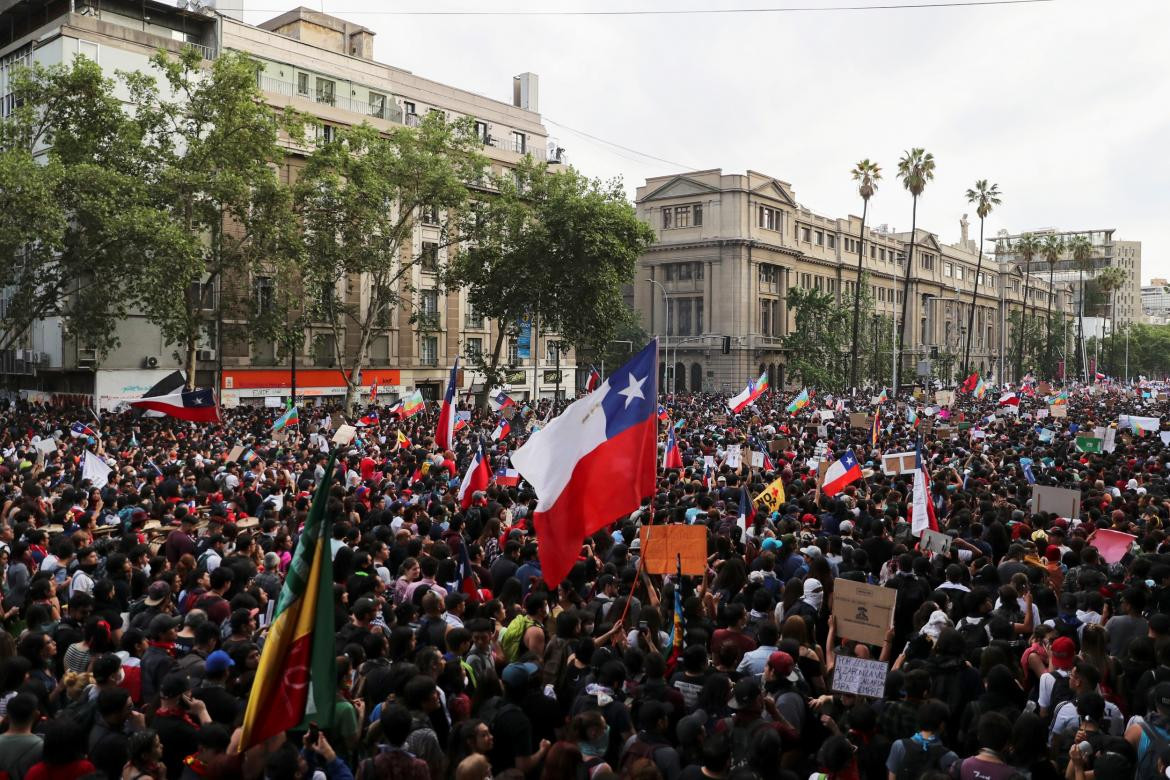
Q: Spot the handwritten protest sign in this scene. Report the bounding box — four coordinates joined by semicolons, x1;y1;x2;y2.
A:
750;451;765;468
881;452;918;476
639;525;707;575
833;579;896;646
1049;405;1067;418
849;413;870;429
832;655;889;699
1032;484;1081;519
920;529;952;555
935;390;954;407
725;445;742;468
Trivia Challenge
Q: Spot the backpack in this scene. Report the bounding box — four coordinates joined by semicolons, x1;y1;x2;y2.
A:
1137;720;1170;780
1048;671;1074;715
500;614;538;662
721;717;769;770
619;738;664;778
958;616;991;664
895;737;949;780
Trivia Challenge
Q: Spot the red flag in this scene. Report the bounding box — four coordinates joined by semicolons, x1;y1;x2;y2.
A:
960;373;979;393
435;358;459;451
457;445;491;510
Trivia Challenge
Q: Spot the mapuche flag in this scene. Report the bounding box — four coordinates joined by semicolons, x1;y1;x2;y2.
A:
238;450;339;751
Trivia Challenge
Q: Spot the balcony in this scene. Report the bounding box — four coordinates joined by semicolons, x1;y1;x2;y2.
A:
258;76;405;123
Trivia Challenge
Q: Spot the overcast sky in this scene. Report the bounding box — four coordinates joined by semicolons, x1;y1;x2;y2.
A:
244;0;1170;282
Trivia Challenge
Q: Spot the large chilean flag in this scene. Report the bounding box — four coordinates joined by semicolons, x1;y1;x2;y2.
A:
128;388;219;423
512;340;658;588
435;358;459;451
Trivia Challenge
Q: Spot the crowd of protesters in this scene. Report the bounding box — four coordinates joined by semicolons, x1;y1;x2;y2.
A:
1;379;1170;780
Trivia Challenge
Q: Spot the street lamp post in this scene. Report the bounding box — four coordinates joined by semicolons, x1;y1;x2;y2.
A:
646;278;672;395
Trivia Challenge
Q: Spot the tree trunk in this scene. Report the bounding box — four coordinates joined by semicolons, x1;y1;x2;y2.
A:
185;338;198;390
1076;268;1085;381
895;197;919;391
1046;264;1055;376
1016;273;1033;382
476;327;509;410
849;199;868;390
962;217;984;378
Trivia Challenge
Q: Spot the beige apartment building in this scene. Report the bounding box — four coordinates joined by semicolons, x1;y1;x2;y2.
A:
0;2;572;407
631;169;1074;391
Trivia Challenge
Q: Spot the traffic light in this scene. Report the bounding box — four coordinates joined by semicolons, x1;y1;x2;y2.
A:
722;336;731;354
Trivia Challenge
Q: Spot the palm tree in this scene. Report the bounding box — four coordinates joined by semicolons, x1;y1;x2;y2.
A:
849;159;881;390
1040;234;1065;375
961;180;1001;379
894;148;935;391
1012;233;1041;382
1096;266;1127;377
1065;234;1093;381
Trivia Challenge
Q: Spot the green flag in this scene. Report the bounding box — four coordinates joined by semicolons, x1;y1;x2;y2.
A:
1075;435;1104;454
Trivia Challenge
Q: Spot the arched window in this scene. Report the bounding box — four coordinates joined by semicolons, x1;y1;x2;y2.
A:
674;362;687;392
691;363;702;393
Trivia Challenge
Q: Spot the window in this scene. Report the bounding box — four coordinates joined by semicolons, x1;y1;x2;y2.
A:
369;91;386;119
978;272;985;285
369;335;390;365
815;230;824;246
759;264;780;285
420;335;438;365
314;124;336;143
879;248;887;261
800;273;811;289
693;204;703;226
663;204;701;229
253;276;274;314
677;263;692;280
421;289;439;320
403;100;416;116
878;288;885;302
545;340;561;362
420;205;439;224
944;263;952;277
297;72;310;97
465;303;484;329
759;206;781;231
312;333;335;367
315;77;335;105
955;266;964;281
920;252;935;270
466;337;482;358
801;227;811;243
870;245;876;259
827;235;835;250
511;131;526;153
374;296;393;327
421;242;439;271
673;206;690;228
474;120;489;143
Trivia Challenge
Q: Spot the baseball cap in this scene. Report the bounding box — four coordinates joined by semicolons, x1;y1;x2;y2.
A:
148;614;181;639
501;661;539;688
205;650;235;675
767;651;799;682
1152;682;1170;714
1051;636;1076;669
676;709;708;744
800;545;822;558
144;581;171;607
728;677;762;710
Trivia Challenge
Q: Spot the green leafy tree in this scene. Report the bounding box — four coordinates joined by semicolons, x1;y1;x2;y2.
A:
1011;233;1042;381
574;303;650;390
1095;266;1128;376
0;57;171;358
1040;234;1066;372
126;48;298;387
1065;234;1094;380
295;114;488;409
781;287;853;391
895;148;935;388
444;157;655;407
849;159;881;390
962;179;1001;377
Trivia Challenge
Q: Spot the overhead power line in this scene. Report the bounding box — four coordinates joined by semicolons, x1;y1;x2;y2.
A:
247;0;1056;16
543;118;701;172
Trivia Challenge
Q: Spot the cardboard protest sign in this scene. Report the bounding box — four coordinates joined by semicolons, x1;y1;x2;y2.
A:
750;451;765;468
1032;484;1081;519
819;410;835;421
639;525;708;575
1049;405;1067;418
920;529;952;555
935;390;955;407
725;445;742;469
1038;381;1052;395
771;438;790;453
832;655;889;699
227;445;245;463
33;438;57;456
833;578;896;646
881;452;918;476
1089;529;1136;565
849;413;870;429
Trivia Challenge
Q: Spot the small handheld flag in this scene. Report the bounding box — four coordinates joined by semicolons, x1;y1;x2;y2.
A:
784;388;810;415
491;417;511;441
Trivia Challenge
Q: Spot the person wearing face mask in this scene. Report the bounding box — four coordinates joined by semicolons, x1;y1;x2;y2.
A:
570;709;612;779
784;577;823;636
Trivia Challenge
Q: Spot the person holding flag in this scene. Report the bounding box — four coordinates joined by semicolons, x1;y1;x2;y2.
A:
662;424;683;469
910;438;939;537
870;408;881;449
271;401;299;433
584;365;602;393
435;358;460;450
729;372;769;413
491;417;511;441
458;442;491;510
821;449;862;497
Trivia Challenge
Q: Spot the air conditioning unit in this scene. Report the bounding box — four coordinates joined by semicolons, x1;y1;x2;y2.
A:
78;349;97;365
39;352;49;366
143;356;159;369
197;349;216;361
28;351;41;364
21;349;35;362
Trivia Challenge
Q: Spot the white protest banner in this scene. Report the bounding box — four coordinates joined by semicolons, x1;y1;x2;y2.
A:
33;438;58;456
819;410;835;421
1120;415;1160;432
704;455;716;469
832;655;888;699
750;451;765;468
1104;428;1117;453
83;451;112;489
725;445;742;469
1162;431;1170;447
